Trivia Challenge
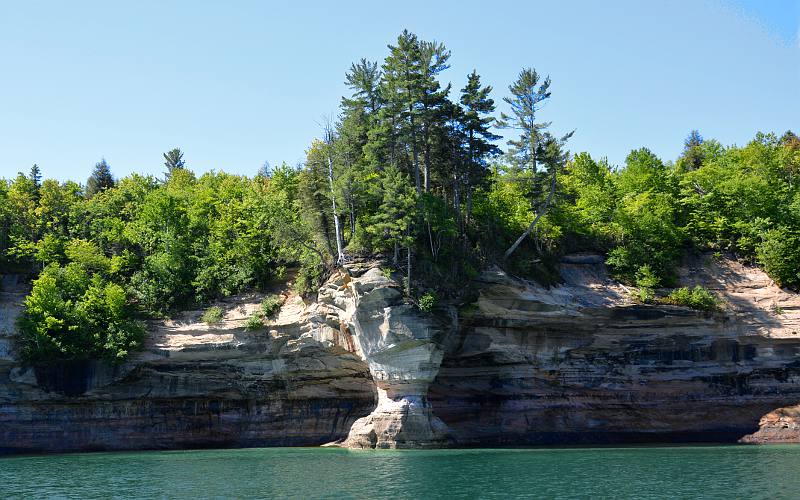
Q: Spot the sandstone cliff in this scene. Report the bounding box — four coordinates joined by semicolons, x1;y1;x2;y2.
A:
0;285;374;454
1;254;800;453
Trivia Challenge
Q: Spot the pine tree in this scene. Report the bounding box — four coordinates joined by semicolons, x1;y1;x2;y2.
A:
682;130;704;171
258;161;272;178
459;70;501;221
86;158;115;198
379;30;425;191
163;148;186;178
29;164;41;202
418;40;451;192
342;59;382;116
499;68;572;259
368;166;417;292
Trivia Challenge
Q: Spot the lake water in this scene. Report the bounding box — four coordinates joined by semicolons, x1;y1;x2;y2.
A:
1;445;798;499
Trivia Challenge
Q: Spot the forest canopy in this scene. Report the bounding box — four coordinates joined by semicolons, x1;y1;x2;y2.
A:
1;30;799;362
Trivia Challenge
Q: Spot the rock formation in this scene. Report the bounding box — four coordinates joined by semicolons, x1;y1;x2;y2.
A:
0;289;375;454
740;405;800;443
428;255;800;444
309;265;450;449
3;253;800;453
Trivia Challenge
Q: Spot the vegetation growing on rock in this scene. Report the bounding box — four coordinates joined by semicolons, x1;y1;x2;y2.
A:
2;31;799;362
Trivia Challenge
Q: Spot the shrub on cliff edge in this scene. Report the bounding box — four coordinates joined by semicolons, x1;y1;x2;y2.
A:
17;263;144;362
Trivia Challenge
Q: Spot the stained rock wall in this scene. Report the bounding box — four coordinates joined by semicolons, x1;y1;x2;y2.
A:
0;291;374;455
2;254;800;453
429;257;800;444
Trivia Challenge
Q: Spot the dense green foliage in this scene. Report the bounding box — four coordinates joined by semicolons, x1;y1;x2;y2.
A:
18;261;144;362
2;31;799;364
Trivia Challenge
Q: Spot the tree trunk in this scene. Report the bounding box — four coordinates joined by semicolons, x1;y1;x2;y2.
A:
466;189;473;226
406;244;412;296
503;168;557;260
328;150;345;265
410;106;421;193
423;123;431;192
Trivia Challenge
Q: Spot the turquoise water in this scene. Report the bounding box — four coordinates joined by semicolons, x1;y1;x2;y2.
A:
2;445;799;499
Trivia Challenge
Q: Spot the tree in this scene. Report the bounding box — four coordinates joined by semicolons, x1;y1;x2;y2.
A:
499;68;572;259
86;158;115;198
29;164;42;202
681;130;704;171
17;262;144;362
418;40;451;192
323;121;346;265
343;58;382;116
380;30;425;192
367;166;417;292
258;161;272;178
163;148;186;178
459;70;501;221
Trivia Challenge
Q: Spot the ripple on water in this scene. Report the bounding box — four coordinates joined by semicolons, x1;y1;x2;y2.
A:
1;445;799;499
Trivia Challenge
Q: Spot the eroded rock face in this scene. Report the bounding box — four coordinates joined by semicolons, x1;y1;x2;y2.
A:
309;267;450;448
429;258;800;445
3;253;800;453
741;405;800;443
0;291;375;455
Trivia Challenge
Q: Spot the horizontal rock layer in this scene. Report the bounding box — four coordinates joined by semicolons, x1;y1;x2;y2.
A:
2;254;800;453
429;261;800;445
0;292;375;455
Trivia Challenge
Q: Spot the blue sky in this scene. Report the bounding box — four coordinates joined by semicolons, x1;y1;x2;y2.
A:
0;0;797;182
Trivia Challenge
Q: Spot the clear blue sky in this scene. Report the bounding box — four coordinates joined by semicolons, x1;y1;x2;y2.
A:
0;0;797;182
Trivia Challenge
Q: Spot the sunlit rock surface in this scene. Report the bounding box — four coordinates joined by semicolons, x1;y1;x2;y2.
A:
2;253;800;453
0;287;374;454
428;255;800;444
309;266;450;448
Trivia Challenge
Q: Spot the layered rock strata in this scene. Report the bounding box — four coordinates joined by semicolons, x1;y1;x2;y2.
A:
0;291;374;455
3;253;800;453
740;405;800;443
428;256;800;444
309;266;450;449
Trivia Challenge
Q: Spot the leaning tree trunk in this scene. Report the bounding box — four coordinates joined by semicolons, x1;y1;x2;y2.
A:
503;169;557;260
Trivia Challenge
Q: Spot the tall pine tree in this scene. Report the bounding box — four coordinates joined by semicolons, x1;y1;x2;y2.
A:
459;70;501;221
86;158;115;198
499;68;571;258
163;148;186;178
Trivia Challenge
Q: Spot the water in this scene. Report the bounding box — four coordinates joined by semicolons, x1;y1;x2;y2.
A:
2;445;799;499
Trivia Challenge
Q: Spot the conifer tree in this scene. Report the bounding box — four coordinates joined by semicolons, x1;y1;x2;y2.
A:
29;164;41;202
86;158;115;198
499;68;572;259
380;30;425;191
682;130;704;171
459;70;501;220
368;166;417;292
163;148;186;178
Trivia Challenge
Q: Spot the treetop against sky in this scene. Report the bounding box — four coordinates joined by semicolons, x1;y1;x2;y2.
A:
0;0;797;181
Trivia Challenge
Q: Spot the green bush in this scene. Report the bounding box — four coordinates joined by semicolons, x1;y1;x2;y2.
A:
244;314;264;331
665;285;719;311
757;228;800;289
633;265;658;303
418;291;437;312
17;263;144;362
261;295;282;317
201;306;224;325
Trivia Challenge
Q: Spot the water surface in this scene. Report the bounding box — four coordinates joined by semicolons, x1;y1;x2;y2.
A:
2;445;798;499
